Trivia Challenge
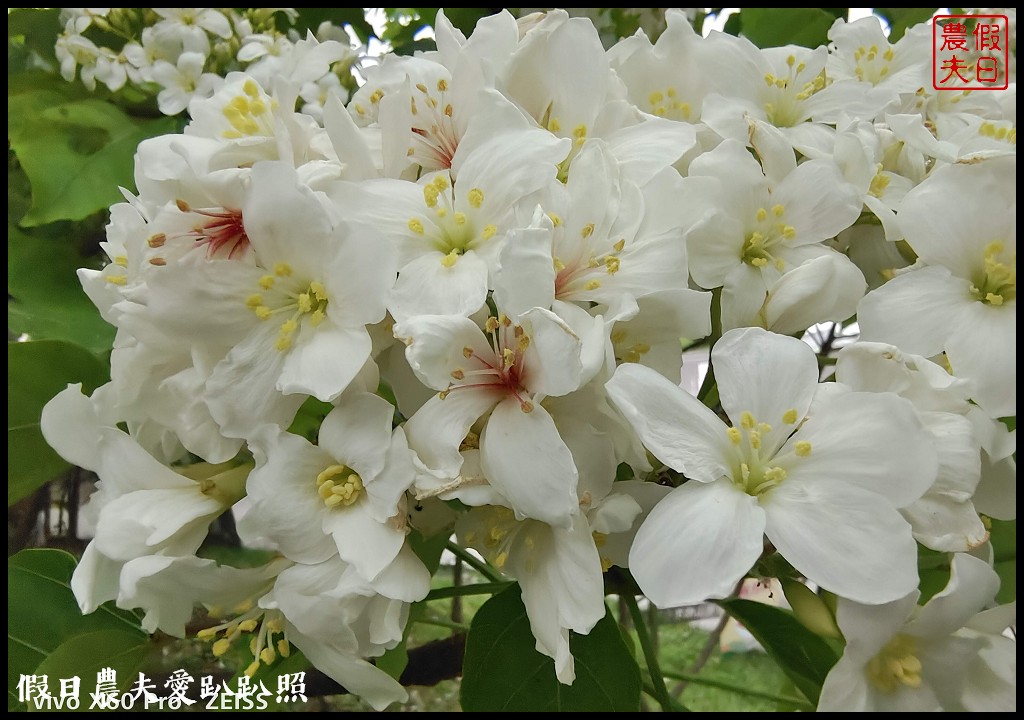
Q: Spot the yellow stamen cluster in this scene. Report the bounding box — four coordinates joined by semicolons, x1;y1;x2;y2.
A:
473;506;528;571
867;634;923;693
852;44;895;85
742;205;794;270
763;57;827;127
970;240;1016;306
555;232;627;299
222;80;271;139
316;464;364;509
198;607;291;678
727;408;810;497
979;122;1016;144
185;461;250;506
868;164;891;198
247;265;329;352
647;86;692;120
412;176;498;263
620;342;651;364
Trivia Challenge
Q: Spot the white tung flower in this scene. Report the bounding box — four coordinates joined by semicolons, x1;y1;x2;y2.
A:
396;308;585;528
126;161;394;440
606;326;937;608
819;553;1016;712
858;156;1016;418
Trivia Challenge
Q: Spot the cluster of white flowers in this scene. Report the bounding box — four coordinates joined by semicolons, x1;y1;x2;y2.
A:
42;9;1015;711
54;8;359;118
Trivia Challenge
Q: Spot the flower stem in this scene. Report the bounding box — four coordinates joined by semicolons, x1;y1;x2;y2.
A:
445;540;503;583
643;682;691;712
661;669;812;709
624;592;675;712
425;581;512;601
415;616;470;633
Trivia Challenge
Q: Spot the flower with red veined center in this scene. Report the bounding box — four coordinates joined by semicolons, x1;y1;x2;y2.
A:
442;314;535;413
408;78;460;171
174;199;251;260
395;307;586;528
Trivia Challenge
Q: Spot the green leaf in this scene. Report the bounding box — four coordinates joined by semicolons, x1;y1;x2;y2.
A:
916;544;952;604
9;76;177;226
7;8;61;67
285;396;333;443
874;8;939;42
29;631;151;712
7;426;73;508
460;585;641;711
717;598;839;705
989;519;1015;604
408;529;450;575
737;8;838;49
292;8;376;42
8;220;116;351
7;340;109;505
8;550;145;709
440;8;494;36
195;545;278;569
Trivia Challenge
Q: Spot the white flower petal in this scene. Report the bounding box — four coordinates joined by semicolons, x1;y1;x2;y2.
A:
365;544;431;603
318;392;395;481
394;314;495;391
480;398;579;528
295;639;408;711
278;321;372;402
763;254;866;335
493;214;556;316
857;266;972;358
628;479;766;607
40;384;103;471
238;427;337;564
515;516;605;684
764;480;918;604
520;306;583;397
908;553;1001;639
404;389;499;476
606;362;731;482
206;322;304;438
779;390;936;508
771;159;861;243
713;327;819;455
945;300;1016;418
322;505;407;584
390;250;490;320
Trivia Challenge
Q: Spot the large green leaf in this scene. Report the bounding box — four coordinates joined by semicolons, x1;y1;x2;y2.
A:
8;220;116;351
737;8;839;49
8;550;145;710
717;598;839;705
460;585;641;711
7;340;109;505
9;74;176;226
27;631;151;712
